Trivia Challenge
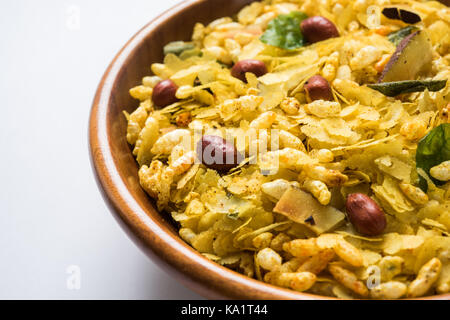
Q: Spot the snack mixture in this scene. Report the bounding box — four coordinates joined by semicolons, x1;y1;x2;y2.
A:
125;0;450;299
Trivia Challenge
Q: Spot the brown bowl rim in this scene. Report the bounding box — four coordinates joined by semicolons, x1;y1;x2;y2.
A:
89;0;450;300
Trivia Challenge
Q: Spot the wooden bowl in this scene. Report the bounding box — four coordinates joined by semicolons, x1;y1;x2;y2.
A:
89;0;450;300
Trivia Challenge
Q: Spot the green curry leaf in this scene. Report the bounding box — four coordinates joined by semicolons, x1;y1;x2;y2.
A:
387;26;419;46
163;41;196;56
416;123;450;190
260;11;308;50
367;80;447;97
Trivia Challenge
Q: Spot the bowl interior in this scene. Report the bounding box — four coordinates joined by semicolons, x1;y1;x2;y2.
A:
90;0;450;300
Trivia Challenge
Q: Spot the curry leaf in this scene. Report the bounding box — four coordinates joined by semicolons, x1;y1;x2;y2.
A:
260;11;308;50
416;123;450;190
387;26;418;46
163;41;196;56
367;80;447;97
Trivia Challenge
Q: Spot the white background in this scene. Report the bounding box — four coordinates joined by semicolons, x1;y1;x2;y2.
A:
0;0;203;299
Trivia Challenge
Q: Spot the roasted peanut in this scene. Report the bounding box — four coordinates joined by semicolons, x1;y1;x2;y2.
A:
300;16;339;43
304;75;333;102
152;79;179;107
231;59;267;82
197;135;242;172
346;193;387;236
